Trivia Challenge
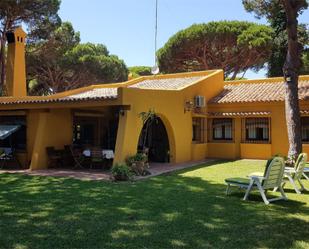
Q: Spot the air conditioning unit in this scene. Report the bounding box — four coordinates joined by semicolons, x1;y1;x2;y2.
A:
194;95;205;108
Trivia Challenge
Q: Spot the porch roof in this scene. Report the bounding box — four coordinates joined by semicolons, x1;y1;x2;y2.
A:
209;79;309;104
0;87;118;105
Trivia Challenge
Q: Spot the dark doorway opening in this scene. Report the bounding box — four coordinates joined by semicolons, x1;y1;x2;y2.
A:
138;117;170;163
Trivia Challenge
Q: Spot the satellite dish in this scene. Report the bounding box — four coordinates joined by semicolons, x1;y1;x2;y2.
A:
151;65;160;75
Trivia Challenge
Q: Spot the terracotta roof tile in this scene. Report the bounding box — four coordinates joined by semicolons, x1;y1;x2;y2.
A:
208;111;271;117
0;88;118;105
129;76;204;90
209;80;309;104
62;88;117;100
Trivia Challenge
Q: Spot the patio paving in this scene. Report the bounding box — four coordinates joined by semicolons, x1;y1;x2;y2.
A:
0;159;213;181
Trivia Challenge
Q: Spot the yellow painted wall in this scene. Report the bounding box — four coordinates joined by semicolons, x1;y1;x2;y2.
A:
29;109;73;170
207;143;238;159
5;27;27;97
191;143;207;161
114;71;224;164
240;143;272;159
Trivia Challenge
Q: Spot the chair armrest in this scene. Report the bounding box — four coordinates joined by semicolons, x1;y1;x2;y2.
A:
249;175;265;181
284;167;296;173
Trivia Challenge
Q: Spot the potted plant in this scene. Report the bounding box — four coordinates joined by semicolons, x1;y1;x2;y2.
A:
111;163;132;181
126;153;150;176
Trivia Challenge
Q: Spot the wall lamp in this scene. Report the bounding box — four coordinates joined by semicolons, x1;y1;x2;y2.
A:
119;108;126;116
184;100;194;113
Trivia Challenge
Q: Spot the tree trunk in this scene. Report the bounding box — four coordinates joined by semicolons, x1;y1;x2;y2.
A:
0;36;6;91
282;0;307;158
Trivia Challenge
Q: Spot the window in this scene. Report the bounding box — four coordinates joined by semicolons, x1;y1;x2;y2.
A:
212;118;233;140
301;117;309;143
0;115;27;151
243;118;270;143
192;117;206;143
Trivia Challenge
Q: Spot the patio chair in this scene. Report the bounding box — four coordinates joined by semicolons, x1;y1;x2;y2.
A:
46;146;62;168
281;153;308;194
69;146;85;169
225;157;287;205
90;148;104;169
304;166;309;180
0;147;21;169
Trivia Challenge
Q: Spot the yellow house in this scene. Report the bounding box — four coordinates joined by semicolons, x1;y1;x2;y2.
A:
1;27;309;170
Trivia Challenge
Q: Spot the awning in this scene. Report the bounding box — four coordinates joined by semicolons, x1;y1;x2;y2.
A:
0;125;21;140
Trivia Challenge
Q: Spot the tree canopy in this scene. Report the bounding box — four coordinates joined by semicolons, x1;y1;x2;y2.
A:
243;0;309;77
157;21;273;79
0;0;61;88
27;22;128;95
129;66;152;78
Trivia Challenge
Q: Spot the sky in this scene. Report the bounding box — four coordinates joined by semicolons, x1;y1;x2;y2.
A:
59;0;309;79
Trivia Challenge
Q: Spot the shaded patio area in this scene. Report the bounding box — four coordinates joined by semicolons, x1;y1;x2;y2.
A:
0;159;213;181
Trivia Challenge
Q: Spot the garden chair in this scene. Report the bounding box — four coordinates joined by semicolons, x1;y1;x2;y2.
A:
281;153;308;194
225;157;287;205
0;147;21;169
69;146;85;169
90;148;104;169
303;163;309;180
46;146;62;168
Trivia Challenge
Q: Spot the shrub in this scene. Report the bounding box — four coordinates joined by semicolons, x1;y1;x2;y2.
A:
111;163;132;181
126;153;150;176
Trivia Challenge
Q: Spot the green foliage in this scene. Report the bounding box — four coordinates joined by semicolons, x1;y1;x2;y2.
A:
126;153;149;176
126;153;148;165
129;66;152;78
0;0;61;89
139;109;157;125
111;163;132;181
157;21;273;79
243;0;309;77
300;49;309;74
26;22;128;95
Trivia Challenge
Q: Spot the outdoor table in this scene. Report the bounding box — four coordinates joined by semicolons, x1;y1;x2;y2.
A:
82;149;114;159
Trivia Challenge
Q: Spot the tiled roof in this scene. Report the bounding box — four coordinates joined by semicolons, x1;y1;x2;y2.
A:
209;80;309;104
0;88;118;105
61;88;117;101
129;76;204;90
208;111;271;117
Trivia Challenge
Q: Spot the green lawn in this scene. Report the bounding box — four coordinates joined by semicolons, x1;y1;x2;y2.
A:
0;160;308;249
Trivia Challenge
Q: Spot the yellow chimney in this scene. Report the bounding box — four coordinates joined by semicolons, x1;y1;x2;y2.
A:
5;27;27;97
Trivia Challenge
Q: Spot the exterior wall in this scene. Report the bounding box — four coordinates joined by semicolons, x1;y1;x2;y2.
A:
191;143;207;161
240;144;272;159
207;143;238;159
207;100;309;160
29;109;73;170
114;70;224;164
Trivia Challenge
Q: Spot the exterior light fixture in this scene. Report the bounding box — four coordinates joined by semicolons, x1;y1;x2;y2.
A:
184;100;194;113
119;108;125;116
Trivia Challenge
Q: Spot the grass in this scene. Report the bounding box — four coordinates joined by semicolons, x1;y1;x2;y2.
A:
0;160;308;249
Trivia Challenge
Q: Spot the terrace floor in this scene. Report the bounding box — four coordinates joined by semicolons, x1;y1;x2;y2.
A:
0;159;211;181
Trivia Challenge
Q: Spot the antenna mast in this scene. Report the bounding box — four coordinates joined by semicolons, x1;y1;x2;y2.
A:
151;0;159;75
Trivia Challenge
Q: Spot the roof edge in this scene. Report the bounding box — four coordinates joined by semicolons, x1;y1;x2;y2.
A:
224;74;309;85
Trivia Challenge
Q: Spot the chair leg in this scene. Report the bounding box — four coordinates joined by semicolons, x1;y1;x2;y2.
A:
303;172;309;180
243;181;254;201
226;184;231;195
278;185;288;200
256;181;269;205
298;179;308;192
287;175;301;194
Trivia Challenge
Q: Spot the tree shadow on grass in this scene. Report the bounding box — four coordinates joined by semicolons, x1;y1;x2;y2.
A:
0;168;308;249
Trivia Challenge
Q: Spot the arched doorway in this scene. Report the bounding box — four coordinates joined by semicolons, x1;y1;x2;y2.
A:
138;117;170;163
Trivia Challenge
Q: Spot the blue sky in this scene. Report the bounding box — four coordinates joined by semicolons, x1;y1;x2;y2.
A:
59;0;309;79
